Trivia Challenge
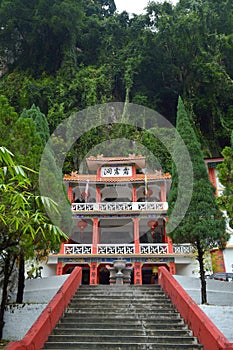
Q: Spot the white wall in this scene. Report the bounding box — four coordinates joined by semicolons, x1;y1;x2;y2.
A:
223;247;233;272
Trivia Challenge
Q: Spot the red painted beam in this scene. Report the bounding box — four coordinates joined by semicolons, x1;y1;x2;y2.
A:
158;266;233;350
5;267;82;350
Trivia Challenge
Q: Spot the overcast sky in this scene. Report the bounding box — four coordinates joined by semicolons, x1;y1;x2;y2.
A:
114;0;179;15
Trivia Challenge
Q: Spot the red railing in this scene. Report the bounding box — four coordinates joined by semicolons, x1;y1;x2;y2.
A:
5;267;82;350
158;266;233;350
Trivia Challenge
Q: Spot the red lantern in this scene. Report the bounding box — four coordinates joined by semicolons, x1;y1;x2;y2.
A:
77;220;87;231
81;191;90;200
147;220;158;239
143;188;153;197
147;220;158;229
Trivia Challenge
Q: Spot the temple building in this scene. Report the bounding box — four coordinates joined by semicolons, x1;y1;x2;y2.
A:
205;158;233;274
46;155;195;284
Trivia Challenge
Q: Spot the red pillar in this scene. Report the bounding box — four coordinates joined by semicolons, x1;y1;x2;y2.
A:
132;186;137;202
169;262;176;275
133;218;140;254
59;242;65;254
92;218;99;254
56;262;63;275
132;165;136;179
97;167;101;181
208;168;218;195
163;218;173;253
134;262;142;285
90;262;98;285
96;186;101;202
68;185;73;203
160;182;166;202
167;237;173;254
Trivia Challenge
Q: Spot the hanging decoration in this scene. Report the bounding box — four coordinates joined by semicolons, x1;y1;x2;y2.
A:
144;171;148;199
81;191;90;201
81;179;90;202
77;220;87;231
77;220;87;242
143;188;153;197
147;220;158;239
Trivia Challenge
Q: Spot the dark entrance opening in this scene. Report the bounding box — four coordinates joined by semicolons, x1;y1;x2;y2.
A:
142;267;153;284
82;268;90;285
99;267;110;284
130;270;134;284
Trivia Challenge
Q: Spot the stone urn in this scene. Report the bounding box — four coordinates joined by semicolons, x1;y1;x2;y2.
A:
114;260;126;274
107;260;132;285
114;260;125;285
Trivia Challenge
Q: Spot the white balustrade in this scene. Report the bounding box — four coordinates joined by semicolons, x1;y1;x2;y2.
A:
64;244;92;254
173;244;194;254
72;201;167;212
140;244;169;254
97;244;135;255
62;243;194;255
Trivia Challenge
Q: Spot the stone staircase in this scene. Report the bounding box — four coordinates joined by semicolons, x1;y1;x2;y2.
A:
43;285;203;349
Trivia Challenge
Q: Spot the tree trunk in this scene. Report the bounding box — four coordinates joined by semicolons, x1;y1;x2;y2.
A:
16;251;25;303
196;238;207;304
0;253;15;339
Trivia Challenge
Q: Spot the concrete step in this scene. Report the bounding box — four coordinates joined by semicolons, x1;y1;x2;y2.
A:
72;296;168;302
69;301;172;308
72;292;168;298
70;296;171;302
74;288;165;292
47;334;199;344
53;328;192;337
43;342;203;349
63;311;180;319
57;321;187;329
74;286;165;294
62;313;181;321
76;286;161;288
67;305;176;312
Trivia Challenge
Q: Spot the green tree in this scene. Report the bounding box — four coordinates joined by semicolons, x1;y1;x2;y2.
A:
20;104;50;144
217;130;233;228
14;105;72;302
167;97;227;304
0;147;67;338
0;0;84;74
0;95;18;149
11;107;46;302
145;0;233;154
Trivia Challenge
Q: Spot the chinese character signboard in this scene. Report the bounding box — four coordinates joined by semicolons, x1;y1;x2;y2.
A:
101;166;132;177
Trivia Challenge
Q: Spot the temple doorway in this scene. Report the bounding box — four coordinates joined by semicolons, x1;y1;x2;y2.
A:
142;265;159;284
82;268;90;285
99;266;110;284
142;267;153;284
